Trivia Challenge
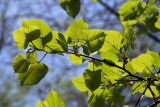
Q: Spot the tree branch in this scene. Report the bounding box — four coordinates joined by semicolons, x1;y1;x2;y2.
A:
98;0;119;18
135;86;148;106
148;85;157;107
67;51;144;80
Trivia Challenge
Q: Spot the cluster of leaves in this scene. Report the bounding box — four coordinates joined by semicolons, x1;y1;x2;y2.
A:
12;0;160;107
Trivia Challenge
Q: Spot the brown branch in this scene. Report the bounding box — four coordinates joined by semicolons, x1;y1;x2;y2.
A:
135;85;148;106
98;0;119;18
148;85;157;107
67;51;144;80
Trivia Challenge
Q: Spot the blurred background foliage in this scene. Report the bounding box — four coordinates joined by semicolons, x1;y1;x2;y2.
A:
0;0;160;107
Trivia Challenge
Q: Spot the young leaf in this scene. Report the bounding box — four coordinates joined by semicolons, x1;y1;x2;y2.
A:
122;26;135;50
65;17;88;44
88;86;108;107
106;87;125;106
155;15;160;29
100;30;123;61
13;28;28;49
132;81;146;95
26;50;38;63
22;19;53;50
147;50;160;68
79;29;106;53
101;63;124;84
143;86;159;98
57;33;68;52
69;54;83;64
18;63;48;85
44;31;63;53
131;53;154;72
36;90;65;107
13;54;30;73
118;0;143;21
83;69;101;92
71;75;88;92
59;0;81;18
145;13;160;32
21;19;51;38
36;101;45;107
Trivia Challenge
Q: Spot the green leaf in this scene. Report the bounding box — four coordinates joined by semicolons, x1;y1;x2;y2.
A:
101;63;125;84
131;53;155;72
122;26;135;49
106;87;125;106
132;81;146;95
155;15;160;29
69;54;83;64
91;0;98;2
18;63;48;85
22;19;52;50
57;33;68;52
147;50;160;68
26;50;38;63
36;90;65;107
13;28;28;49
145;13;160;32
13;19;53;50
13;54;30;73
125;61;137;74
88;86;108;107
65;17;88;44
22;26;41;41
87;61;102;71
13;24;41;49
29;32;52;50
79;29;106;53
36;101;45;107
71;75;88;92
121;20;138;26
44;31;63;53
118;0;143;21
100;30;123;61
83;69;101;92
59;0;81;18
143;86;159;98
21;19;51;38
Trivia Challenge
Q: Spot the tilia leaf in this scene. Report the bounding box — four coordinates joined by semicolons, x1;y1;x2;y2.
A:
36;90;65;107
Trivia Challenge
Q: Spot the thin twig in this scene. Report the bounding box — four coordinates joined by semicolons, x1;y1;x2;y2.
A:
135;86;148;107
38;52;48;63
148;85;157;107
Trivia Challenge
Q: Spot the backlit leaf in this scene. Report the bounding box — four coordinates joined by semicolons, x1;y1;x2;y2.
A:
65;17;88;44
18;63;48;85
13;54;30;73
59;0;81;18
69;54;83;64
44;31;63;53
131;53;154;72
36;90;65;107
71;75;88;92
83;69;101;92
100;30;123;61
79;29;106;53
